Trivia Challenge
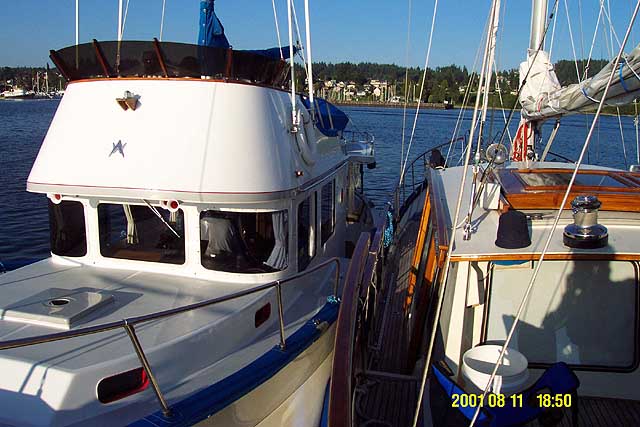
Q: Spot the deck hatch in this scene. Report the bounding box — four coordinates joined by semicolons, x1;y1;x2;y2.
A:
1;288;114;330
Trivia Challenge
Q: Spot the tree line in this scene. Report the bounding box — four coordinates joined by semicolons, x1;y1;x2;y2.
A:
3;59;635;114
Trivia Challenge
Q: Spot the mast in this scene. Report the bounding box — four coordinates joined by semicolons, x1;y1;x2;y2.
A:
529;0;547;52
512;0;549;161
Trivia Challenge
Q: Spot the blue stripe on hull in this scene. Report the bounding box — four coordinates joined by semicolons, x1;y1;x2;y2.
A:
130;301;339;427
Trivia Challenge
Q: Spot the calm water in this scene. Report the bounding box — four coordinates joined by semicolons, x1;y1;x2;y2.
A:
0;99;637;268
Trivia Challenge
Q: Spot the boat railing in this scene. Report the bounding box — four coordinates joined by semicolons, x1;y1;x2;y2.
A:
328;213;387;427
342;130;375;145
392;136;466;221
0;257;342;418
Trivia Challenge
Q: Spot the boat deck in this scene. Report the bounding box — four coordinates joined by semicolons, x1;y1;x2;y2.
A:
354;193;425;427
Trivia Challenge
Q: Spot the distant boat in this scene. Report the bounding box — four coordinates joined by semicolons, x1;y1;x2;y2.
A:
1;87;35;99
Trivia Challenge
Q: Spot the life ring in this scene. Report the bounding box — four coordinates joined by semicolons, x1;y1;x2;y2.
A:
295;109;316;166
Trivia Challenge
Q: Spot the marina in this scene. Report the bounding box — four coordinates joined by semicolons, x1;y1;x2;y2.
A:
3;0;640;426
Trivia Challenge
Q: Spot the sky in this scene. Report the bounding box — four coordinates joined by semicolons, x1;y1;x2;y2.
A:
0;1;639;71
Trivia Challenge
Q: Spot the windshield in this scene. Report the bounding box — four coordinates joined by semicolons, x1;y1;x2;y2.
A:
98;203;185;264
200;210;288;274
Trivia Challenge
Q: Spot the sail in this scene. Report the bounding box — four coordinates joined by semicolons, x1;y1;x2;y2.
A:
520;42;640;121
198;0;230;49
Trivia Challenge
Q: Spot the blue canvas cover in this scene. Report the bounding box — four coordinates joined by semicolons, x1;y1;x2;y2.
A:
198;0;230;49
301;96;349;137
244;46;299;61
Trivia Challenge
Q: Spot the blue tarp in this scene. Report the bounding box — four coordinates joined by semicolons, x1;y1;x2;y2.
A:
301;96;349;137
198;0;230;49
244;46;299;61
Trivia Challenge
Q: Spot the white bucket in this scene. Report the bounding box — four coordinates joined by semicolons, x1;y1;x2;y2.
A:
461;345;529;395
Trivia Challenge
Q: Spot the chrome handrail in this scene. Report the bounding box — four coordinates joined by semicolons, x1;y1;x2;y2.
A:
0;257;342;417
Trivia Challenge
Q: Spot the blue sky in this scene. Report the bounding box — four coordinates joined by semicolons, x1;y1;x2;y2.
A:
1;1;638;70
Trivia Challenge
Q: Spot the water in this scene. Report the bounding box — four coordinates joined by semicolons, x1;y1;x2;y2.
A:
0;100;637;267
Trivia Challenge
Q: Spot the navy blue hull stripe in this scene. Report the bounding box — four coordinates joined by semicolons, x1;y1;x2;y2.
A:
129;301;339;427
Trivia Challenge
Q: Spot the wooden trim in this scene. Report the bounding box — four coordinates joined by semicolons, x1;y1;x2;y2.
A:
92;39;111;77
506;191;640;212
451;253;640;262
67;76;291;94
408;234;438;362
152;38;169;78
405;190;431;311
49;50;71;81
329;232;371;427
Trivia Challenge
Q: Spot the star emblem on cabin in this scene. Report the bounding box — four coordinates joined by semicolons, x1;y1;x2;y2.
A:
109;140;127;158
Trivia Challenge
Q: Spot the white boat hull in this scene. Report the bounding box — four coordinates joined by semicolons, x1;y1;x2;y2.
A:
200;323;334;427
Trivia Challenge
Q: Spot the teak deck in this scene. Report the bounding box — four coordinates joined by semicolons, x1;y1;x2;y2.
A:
355;195;425;427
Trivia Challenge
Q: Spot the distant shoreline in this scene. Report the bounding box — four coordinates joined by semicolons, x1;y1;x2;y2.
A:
334;100;636;117
335;101;453;110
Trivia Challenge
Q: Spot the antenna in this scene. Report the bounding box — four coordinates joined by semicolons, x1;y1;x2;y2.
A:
75;0;79;45
287;0;297;131
304;0;315;121
118;0;123;41
160;0;167;41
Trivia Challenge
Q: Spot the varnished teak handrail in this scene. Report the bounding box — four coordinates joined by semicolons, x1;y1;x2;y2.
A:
328;233;371;427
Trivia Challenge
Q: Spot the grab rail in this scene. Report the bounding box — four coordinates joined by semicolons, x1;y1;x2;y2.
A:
0;257;342;417
392;136;466;222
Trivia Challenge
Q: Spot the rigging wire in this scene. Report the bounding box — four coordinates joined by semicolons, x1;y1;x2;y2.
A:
617;106;629;168
582;3;605;81
603;0;623;51
445;27;486;166
413;3;499;425
271;0;284;59
468;4;640;426
563;0;581;82
399;0;440;189
401;0;413;178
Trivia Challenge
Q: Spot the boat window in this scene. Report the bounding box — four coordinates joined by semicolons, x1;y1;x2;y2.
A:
298;195;316;271
515;171;627;188
200;210;288;273
49;200;87;257
98;203;185;264
321;180;335;245
486;260;637;369
52;41;289;87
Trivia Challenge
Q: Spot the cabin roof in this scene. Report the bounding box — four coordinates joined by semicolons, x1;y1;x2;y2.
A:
430;162;640;260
